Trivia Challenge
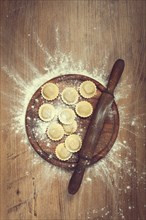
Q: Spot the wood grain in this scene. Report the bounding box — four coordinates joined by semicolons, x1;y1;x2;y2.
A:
0;1;146;220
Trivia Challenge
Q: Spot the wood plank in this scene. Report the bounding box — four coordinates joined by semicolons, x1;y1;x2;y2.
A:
0;1;146;220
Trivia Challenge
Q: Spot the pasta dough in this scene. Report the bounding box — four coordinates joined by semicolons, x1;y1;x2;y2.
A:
75;101;93;118
41;83;59;101
38;103;55;122
47;123;64;141
65;134;82;153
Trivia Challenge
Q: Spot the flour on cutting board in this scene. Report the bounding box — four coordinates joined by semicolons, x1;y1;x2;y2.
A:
1;32;146;220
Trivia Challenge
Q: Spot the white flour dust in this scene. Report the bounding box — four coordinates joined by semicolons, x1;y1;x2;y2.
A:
1;32;146;219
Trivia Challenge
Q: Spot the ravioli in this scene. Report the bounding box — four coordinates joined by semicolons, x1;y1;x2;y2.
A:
65;134;82;153
55;143;72;161
79;80;96;98
59;108;76;124
61;87;79;105
41;83;59;101
63;120;77;135
75;101;93;118
47;123;64;141
38;103;55;122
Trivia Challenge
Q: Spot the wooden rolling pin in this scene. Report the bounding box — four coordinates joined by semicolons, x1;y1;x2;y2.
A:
68;59;125;194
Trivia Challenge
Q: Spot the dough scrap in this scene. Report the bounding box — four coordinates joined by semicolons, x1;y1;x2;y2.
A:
47;123;64;141
38;103;55;122
59;108;76;124
55;143;72;161
79;80;96;98
75;101;93;118
63;120;77;135
61;87;79;105
65;134;82;153
41;83;59;101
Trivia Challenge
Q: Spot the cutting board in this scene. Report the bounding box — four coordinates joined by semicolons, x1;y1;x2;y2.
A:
26;74;119;170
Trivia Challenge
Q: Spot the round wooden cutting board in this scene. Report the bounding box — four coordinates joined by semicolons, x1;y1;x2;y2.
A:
25;74;119;170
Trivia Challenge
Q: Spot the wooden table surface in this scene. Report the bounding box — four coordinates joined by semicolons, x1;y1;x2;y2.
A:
0;1;146;220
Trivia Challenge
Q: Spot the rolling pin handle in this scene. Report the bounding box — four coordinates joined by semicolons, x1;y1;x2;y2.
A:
68;158;89;194
107;59;125;94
